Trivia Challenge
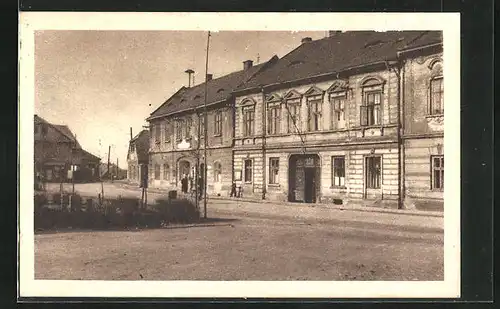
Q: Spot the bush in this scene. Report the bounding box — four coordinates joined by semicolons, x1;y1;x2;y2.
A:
154;198;200;223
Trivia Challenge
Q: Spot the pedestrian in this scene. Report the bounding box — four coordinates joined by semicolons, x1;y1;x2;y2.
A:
230;182;237;197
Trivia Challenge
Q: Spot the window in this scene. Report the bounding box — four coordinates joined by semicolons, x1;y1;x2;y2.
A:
130;144;135;152
430;77;444;115
176;120;184;141
154;164;160;180
431;155;444;190
360;92;381;126
267;104;281;135
365;156;381;189
199;115;205;139
164;122;171;143
307;95;322;131
154;124;161;143
243;106;255;136
185;117;192;139
244;159;253;182
286;99;301;133
269;158;279;184
41;124;48;136
214;111;222;135
163;163;170;181
213;162;222;182
332;156;345;187
330;93;346;129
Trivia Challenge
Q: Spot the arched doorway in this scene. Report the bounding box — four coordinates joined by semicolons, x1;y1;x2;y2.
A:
178;160;191;180
288;154;321;203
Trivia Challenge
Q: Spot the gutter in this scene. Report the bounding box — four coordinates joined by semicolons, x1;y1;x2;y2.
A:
146;99;227;121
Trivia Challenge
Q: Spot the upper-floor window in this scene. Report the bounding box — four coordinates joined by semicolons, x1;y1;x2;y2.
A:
430;77;444;115
286;98;301;133
185;117;192;139
214;111;222;136
164;121;171;143
154;124;161;143
244;159;253;183
243;106;255;137
307;94;322;132
330;92;346;130
267;102;281;135
175;120;184;141
269;157;279;184
361;92;382;126
199;114;205;139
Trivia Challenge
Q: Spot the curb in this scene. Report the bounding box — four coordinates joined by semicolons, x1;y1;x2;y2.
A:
116;183;443;218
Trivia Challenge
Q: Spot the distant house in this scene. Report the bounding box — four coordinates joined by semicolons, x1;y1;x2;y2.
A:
34;115;101;183
100;162;128;181
127;130;150;185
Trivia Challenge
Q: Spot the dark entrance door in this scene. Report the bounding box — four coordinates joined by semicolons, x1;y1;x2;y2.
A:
288;154;320;203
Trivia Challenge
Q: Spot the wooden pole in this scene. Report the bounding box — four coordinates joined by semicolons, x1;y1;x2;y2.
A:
203;31;210;219
107;145;111;182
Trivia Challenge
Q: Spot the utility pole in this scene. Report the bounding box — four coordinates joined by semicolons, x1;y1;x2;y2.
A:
71;134;76;195
107;145;111;182
202;31;211;219
116;157;119;180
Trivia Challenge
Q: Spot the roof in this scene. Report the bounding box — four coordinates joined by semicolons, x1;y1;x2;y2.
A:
147;55;279;120
34;114;82;148
128;129;150;163
236;31;442;91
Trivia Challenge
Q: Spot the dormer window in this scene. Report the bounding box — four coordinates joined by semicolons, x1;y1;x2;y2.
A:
217;88;224;93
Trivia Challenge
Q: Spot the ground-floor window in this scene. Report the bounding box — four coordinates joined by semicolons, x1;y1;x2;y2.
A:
213;162;222;182
332;156;345;187
431;155;444;190
154;164;160;180
244;159;253;183
269;157;279;184
163;163;170;181
365;156;381;189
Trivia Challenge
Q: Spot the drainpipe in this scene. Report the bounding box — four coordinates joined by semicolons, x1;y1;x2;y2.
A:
261;86;267;200
386;59;404;210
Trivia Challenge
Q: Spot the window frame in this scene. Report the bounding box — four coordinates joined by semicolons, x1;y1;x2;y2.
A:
163;163;170;181
329;92;347;130
360;90;382;127
285;98;301;133
154;124;161;144
331;156;346;188
365;155;382;189
175;119;184;141
213;161;222;183
164;121;171;143
268;157;280;185
242;105;255;137
214;111;223;136
430;155;444;191
154;164;161;180
267;102;281;135
184;117;192;140
429;76;444;115
306;94;323;132
244;159;253;183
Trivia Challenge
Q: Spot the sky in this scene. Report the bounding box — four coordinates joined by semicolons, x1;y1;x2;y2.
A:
34;30;326;167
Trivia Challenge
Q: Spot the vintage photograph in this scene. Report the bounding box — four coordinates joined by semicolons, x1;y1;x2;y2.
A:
20;13;460;298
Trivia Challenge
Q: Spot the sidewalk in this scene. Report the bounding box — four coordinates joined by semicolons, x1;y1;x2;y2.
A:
114;181;443;219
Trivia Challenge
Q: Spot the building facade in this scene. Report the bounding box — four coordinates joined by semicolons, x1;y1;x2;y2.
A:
34;115;101;184
145;57;278;196
127;129;150;185
231;31;443;210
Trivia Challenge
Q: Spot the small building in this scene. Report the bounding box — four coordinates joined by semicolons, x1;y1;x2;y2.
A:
127;130;150;185
34;115;101;184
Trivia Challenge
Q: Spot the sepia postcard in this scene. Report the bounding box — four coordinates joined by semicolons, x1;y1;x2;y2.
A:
19;12;461;299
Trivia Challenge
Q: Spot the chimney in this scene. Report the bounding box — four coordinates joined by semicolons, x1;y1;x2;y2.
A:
184;69;195;87
130;127;133;140
328;31;342;37
243;60;253;70
301;37;313;44
206;74;213;81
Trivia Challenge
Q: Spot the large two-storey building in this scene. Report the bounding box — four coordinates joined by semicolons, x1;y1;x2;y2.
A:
231;31;443;209
145;56;278;196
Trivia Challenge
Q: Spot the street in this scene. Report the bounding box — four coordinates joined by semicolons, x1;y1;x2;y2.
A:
36;182;444;281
